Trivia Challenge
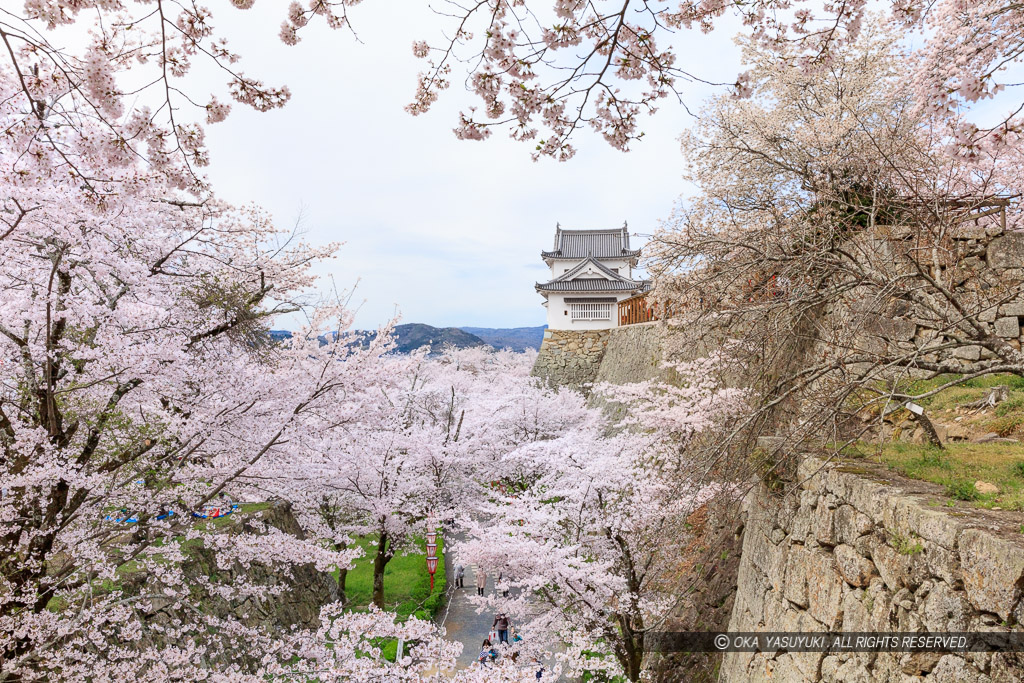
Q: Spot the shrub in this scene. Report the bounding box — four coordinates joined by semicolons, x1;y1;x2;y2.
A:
986;413;1024;437
996;397;1024;417
946;481;979;501
889;530;924;555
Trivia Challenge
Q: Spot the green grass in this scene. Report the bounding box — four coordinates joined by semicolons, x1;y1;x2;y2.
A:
194;501;273;530
851;442;1024;510
334;534;447;663
888;529;924;555
902;372;1024;398
871;373;1024;414
905;373;1024;437
848;374;1024;435
339;534;446;621
946;480;979;501
997;397;1024;417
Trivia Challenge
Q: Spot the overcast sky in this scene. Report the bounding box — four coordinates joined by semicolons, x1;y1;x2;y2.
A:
197;3;744;330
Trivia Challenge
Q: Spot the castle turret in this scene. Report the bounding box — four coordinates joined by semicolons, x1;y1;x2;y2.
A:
535;224;649;330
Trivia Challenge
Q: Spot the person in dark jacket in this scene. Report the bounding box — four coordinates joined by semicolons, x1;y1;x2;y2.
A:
492;612;510;644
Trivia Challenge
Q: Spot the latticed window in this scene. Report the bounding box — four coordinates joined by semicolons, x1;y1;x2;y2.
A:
569;301;612;321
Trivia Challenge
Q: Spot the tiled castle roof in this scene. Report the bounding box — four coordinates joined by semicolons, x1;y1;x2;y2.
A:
536;256;649;293
541;225;641;260
536;279;650;292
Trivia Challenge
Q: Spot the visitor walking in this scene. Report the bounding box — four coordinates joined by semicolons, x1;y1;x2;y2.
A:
478;638;497;665
492;612;510;645
455;564;465;588
475;568;486;596
497;571;509;597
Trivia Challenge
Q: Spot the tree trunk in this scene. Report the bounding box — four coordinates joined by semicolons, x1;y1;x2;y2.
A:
335;540;348;606
615;614;644;681
964;385;1009;409
372;530;391;608
622;640;643;682
915;410;945;449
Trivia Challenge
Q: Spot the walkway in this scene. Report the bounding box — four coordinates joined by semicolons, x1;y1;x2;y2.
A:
433;530;547;677
435;562;502;668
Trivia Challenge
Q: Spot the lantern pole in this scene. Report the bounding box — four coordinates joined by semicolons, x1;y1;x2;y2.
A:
425;510;439;592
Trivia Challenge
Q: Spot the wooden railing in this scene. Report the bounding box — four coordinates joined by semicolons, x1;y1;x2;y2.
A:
619;294;665;326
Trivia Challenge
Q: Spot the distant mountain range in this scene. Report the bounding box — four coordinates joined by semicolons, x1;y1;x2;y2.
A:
459;326;546;352
391;324;486;353
268;324;546;353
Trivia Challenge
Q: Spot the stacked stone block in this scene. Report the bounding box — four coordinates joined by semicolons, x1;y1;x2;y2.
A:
530;328;611;392
906;229;1024;362
721;458;1024;682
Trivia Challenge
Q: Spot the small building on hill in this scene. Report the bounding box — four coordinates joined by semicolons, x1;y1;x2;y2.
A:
536;224;649;330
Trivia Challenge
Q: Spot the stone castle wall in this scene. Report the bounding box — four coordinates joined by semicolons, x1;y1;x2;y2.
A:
722;457;1024;682
531;322;669;401
846;228;1024;368
530;328;612;392
582;322;667;421
593;321;665;385
532;282;1024;683
531;321;668;392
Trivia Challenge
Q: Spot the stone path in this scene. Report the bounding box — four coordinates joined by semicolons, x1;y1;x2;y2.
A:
432;530;549;677
435;562;502;669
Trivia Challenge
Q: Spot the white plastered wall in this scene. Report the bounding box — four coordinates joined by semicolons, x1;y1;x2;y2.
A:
545;291;636;330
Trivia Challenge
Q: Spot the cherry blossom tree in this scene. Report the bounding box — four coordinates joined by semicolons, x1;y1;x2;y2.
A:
455;360;744;681
646;25;1024;472
265;346;568;610
315;373;438;610
0;1;464;674
428;347;595;493
7;0;1024;166
401;0;1024;159
0;70;462;673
